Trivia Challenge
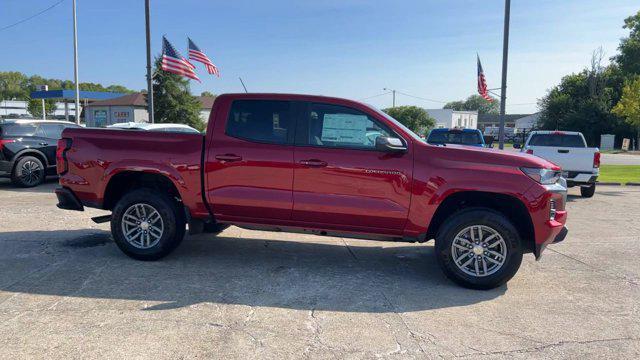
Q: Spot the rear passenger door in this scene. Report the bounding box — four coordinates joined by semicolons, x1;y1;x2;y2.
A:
39;123;77;167
205;100;298;221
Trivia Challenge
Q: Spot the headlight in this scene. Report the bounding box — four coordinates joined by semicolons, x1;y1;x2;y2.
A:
521;167;561;184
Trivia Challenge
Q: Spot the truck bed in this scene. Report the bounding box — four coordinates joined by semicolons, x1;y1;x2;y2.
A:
59;127;209;216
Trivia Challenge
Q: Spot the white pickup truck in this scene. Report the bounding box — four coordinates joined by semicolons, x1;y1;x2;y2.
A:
520;131;600;197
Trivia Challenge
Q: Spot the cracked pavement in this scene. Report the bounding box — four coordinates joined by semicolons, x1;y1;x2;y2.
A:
0;179;639;359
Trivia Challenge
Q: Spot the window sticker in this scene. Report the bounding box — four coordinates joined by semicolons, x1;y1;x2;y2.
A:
321;113;368;144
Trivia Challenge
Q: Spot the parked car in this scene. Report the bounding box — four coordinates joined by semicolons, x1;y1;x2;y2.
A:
520;131;599;197
0;119;81;187
55;93;567;289
107;122;200;133
426;128;486;147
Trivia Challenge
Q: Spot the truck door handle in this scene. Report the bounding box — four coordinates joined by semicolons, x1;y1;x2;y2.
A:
558;149;569;153
300;159;327;167
215;154;242;162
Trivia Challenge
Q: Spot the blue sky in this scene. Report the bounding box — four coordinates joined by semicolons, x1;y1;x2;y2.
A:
1;0;638;113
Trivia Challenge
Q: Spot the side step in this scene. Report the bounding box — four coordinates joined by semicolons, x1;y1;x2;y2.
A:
91;215;112;224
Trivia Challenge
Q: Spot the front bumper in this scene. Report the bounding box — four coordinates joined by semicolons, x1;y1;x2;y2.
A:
529;181;569;258
55;187;84;211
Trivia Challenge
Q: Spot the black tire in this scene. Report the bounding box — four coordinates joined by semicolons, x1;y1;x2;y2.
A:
435;208;523;290
580;183;596;198
111;188;185;261
203;223;229;234
11;156;45;187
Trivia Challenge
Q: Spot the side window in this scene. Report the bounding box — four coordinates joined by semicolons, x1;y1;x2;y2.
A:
302;103;391;150
40;124;65;139
226;100;292;144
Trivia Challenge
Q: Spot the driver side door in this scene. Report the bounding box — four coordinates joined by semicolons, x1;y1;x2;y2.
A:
292;102;413;234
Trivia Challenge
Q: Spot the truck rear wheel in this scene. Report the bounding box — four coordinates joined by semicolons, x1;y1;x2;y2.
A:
580;183;596;198
111;189;185;261
435;208;523;290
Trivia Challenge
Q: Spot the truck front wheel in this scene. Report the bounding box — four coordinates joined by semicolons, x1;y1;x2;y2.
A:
111;189;185;261
435;208;523;290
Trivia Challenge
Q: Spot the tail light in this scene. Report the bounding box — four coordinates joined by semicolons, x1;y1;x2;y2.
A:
0;139;16;151
593;152;600;168
56;138;72;175
526;149;534;155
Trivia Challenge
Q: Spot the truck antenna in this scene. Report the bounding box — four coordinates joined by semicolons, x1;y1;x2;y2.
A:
239;77;248;93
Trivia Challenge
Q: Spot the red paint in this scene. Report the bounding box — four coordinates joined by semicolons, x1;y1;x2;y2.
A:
58;93;566;253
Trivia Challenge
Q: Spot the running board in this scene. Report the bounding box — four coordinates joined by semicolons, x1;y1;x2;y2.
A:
91;215;112;224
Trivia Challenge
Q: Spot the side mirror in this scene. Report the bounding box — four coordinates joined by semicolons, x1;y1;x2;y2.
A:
375;136;407;153
513;143;521;149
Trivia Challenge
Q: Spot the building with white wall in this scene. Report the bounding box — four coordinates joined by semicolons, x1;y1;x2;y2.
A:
84;93;215;127
1;100;79;118
425;109;478;129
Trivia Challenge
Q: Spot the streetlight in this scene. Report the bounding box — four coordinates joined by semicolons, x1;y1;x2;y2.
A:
383;88;396;107
145;0;154;123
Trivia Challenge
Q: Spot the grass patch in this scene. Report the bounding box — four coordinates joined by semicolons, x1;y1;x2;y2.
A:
598;165;640;184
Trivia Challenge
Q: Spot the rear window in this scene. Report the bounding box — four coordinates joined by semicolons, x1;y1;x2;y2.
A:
226;100;292;144
0;124;38;137
528;134;585;147
427;130;483;145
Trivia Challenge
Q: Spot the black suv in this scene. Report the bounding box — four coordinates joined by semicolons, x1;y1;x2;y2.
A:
0;120;81;187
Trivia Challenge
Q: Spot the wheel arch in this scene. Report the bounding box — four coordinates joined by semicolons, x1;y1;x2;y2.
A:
103;171;182;211
11;149;49;171
426;191;535;253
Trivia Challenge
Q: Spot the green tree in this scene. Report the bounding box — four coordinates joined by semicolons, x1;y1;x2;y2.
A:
200;91;215;97
444;94;500;114
612;77;640;149
613;10;640;76
382;106;435;136
0;72;29;100
27;98;57;118
149;57;204;131
537;49;631;146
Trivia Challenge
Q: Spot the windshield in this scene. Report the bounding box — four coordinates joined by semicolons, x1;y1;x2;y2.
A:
427;130;483;145
528;134;585;147
368;106;424;142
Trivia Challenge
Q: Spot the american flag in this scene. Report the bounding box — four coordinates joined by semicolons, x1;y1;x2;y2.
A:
161;36;200;82
477;55;492;102
188;38;220;77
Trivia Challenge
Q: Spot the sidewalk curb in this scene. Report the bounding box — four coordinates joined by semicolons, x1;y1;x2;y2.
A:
625;182;640;186
597;182;622;186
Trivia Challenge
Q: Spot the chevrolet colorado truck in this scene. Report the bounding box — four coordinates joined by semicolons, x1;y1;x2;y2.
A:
521;131;600;198
55;94;568;289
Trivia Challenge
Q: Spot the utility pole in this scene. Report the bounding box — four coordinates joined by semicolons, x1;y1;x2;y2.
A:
145;0;155;123
497;0;511;150
383;88;396;107
72;0;80;124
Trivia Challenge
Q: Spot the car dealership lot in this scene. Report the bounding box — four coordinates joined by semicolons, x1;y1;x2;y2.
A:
0;180;638;359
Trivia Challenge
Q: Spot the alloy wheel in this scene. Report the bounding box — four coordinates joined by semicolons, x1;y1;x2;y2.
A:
450;225;507;277
121;203;164;249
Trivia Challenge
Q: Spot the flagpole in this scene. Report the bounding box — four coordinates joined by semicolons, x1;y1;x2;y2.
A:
497;0;511;150
145;0;155;123
72;0;80;125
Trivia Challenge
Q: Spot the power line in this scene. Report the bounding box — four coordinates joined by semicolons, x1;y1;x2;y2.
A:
0;0;65;32
359;91;391;101
394;90;448;104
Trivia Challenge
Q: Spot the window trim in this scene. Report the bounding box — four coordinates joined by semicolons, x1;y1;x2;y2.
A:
224;100;296;146
295;102;407;152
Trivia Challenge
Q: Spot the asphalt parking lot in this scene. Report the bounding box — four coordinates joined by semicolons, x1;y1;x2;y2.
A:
0;179;638;359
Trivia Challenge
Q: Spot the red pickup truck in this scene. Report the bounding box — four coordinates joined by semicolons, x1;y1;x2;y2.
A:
55;93;567;289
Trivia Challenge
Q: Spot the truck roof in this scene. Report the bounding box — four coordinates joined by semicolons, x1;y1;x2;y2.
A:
528;130;583;136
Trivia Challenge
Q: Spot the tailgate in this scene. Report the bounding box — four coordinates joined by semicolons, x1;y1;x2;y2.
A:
529;146;595;172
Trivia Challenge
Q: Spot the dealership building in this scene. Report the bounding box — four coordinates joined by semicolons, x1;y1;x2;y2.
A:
84;93;216;127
